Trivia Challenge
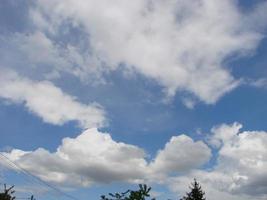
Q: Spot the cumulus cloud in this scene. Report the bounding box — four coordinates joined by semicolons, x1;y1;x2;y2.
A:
150;135;211;174
1;128;147;186
0;69;106;128
1;129;210;187
215;124;267;196
207;122;243;148
27;0;267;104
169;123;267;200
2;122;267;199
0;106;266;199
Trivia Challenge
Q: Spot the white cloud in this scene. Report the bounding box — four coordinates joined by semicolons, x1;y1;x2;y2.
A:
29;0;267;104
1;129;210;187
150;135;211;174
0;32;105;84
215;127;267;196
181;97;196;109
169;123;267;200
207;122;243;148
2;121;267;199
247;78;267;89
1;128;148;186
0;69;106;128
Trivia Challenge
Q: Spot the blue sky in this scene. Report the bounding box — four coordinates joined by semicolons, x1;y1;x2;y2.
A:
0;1;267;200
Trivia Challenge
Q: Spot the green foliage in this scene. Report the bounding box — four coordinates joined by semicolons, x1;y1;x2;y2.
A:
0;184;15;200
180;179;206;200
101;184;155;200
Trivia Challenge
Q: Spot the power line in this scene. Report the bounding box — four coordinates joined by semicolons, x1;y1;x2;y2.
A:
0;157;52;199
0;153;57;200
0;152;77;200
0;152;79;200
0;152;78;200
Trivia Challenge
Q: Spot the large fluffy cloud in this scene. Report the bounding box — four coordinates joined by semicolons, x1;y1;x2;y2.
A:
0;128;210;187
27;0;267;104
212;123;267;196
2;122;267;199
1;128;147;186
0;69;106;128
149;135;211;174
169;123;267;200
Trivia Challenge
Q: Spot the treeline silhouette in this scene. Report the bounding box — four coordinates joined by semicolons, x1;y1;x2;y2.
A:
0;179;205;200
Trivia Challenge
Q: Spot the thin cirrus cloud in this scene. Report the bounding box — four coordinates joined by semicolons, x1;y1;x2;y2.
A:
25;0;267;104
0;69;106;129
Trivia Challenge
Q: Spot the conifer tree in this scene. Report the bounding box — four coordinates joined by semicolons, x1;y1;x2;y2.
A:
180;179;206;200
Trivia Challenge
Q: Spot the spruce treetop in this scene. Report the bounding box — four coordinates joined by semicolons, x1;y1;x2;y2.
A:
180;179;206;200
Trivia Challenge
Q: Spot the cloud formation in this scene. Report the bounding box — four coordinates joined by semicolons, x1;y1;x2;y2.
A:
2;122;267;199
170;123;267;200
27;0;267;104
149;135;211;174
0;31;104;83
0;70;106;128
1;128;210;187
212;123;267;196
0;2;267;200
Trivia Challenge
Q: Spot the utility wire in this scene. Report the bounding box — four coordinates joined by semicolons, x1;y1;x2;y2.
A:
0;152;79;200
0;153;57;200
0;152;73;200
